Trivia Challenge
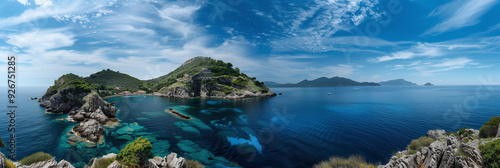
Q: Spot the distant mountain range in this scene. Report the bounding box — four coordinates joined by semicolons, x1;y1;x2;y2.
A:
379;79;418;86
265;78;426;87
265;77;379;87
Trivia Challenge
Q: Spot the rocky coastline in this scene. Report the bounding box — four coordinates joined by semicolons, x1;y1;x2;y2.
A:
0;151;189;168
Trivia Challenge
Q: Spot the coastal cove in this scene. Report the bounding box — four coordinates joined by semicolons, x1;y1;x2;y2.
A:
1;85;500;167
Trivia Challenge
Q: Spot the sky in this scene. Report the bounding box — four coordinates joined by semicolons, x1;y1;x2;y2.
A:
1;0;500;87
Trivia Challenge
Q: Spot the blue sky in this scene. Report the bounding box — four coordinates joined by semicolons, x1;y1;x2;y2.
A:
1;0;500;87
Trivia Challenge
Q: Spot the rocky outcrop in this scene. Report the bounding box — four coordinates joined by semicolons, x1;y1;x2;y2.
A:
148;153;186;168
379;130;483;168
72;119;106;143
427;130;446;140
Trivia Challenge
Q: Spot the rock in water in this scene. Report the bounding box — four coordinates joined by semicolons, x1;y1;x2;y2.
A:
73;119;106;143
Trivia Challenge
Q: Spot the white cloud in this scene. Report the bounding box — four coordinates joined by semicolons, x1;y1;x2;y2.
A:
369;42;443;63
5;29;76;52
430;57;472;68
268;0;384;52
0;0;110;28
17;0;30;6
34;0;53;7
424;0;496;35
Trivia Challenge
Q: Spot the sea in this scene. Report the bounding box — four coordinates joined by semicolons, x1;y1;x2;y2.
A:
1;85;500;167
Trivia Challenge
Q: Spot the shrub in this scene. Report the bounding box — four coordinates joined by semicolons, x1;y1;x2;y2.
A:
116;136;153;168
0;137;5;148
312;155;377;168
479;139;500;168
94;157;116;168
19;152;53;165
5;160;16;168
186;160;205;168
459;127;471;135
232;77;248;87
479;116;500;138
407;137;435;154
446;132;458;136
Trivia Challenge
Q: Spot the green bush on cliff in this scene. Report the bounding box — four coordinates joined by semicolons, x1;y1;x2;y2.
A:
479;116;500;138
116;136;153;167
232;77;248;87
0;137;6;148
479;139;500;168
19;152;53;165
407;137;435;154
312;155;377;168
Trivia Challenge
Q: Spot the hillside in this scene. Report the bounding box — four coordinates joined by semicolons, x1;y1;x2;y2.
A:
379;79;418;86
149;57;275;99
277;77;379;87
84;69;144;91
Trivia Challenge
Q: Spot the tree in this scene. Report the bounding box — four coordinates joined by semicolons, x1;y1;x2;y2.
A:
116;137;153;168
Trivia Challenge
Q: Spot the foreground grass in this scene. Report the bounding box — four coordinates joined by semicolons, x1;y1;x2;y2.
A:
94;157;116;168
19;152;53;165
313;155;377;168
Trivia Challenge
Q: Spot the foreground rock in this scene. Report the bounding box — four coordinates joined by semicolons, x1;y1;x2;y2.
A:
379;129;485;168
0;152;74;168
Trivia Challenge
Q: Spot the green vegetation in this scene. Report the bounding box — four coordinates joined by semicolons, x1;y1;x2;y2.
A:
446;132;459;136
93;156;116;168
116;136;153;167
232;77;248;87
19;152;53;165
479;139;500;168
46;73;85;94
186;160;205;168
407;137;435;154
0;137;6;148
85;69;143;91
459;127;470;135
312;155;377;168
479;116;500;138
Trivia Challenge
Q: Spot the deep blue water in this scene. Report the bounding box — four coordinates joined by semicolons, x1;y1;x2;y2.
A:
1;86;500;167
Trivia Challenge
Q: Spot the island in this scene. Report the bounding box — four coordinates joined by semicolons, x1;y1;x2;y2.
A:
379;79;418;86
272;76;380;87
424;82;434;86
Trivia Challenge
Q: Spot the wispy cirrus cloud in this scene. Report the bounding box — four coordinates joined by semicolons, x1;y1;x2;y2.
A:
369;42;443;63
423;0;497;35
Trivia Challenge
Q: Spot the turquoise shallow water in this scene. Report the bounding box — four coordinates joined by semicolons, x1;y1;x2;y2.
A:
1;86;500;167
